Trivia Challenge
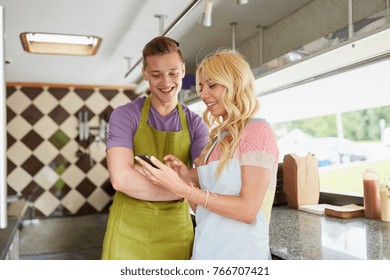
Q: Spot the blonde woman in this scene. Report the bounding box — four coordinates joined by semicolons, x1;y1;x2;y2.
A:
136;50;279;260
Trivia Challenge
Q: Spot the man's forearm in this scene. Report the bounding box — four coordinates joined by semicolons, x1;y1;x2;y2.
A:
111;169;181;201
125;181;181;201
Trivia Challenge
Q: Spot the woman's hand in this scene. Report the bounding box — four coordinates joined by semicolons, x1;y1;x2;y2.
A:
163;155;192;184
134;155;188;198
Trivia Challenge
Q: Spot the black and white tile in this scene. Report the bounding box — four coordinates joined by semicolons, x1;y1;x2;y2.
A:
6;85;139;218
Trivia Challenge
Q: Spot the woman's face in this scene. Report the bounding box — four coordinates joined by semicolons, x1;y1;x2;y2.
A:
142;52;185;104
198;71;227;120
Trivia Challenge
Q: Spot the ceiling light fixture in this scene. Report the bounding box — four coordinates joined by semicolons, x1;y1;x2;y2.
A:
236;0;248;5
155;14;168;35
20;32;102;56
199;0;213;27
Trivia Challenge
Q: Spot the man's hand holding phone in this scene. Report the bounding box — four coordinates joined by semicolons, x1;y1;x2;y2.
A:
135;154;159;169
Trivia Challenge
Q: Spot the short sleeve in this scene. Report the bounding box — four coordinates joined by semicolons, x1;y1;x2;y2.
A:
105;103;139;150
187;111;208;161
238;119;279;170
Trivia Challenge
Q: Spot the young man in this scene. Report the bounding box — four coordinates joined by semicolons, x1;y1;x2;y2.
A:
101;36;208;260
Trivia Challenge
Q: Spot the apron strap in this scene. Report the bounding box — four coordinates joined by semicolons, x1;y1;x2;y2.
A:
177;101;189;132
139;96;151;128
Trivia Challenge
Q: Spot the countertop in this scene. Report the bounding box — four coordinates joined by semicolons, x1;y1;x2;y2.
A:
270;205;390;260
0;199;28;259
0;218;18;259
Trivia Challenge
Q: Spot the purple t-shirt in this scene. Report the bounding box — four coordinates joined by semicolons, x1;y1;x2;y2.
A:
106;96;208;161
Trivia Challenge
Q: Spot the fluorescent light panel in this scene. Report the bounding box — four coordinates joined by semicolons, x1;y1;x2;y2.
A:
20;32;102;56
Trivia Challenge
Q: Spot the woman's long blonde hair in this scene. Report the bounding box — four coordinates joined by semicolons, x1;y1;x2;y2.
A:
196;49;259;176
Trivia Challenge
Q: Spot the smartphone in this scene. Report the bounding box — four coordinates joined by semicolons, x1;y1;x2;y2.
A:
136;154;159;169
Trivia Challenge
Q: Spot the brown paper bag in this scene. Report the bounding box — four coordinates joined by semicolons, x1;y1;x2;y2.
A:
282;153;320;209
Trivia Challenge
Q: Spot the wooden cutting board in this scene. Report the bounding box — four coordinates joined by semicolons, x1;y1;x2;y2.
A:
324;204;364;219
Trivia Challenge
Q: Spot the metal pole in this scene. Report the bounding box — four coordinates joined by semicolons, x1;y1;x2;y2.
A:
124;56;132;71
257;25;263;66
387;0;390;18
0;6;7;229
231;22;237;50
348;0;354;39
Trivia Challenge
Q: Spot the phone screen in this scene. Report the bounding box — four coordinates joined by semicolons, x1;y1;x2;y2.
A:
136;154;159;169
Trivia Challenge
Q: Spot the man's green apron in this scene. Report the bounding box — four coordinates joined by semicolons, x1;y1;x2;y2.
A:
101;97;194;260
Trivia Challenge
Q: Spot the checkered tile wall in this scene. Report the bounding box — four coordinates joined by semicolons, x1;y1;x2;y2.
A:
6;84;139;218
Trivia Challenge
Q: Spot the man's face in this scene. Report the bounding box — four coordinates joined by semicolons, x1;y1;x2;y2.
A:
142;52;185;103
